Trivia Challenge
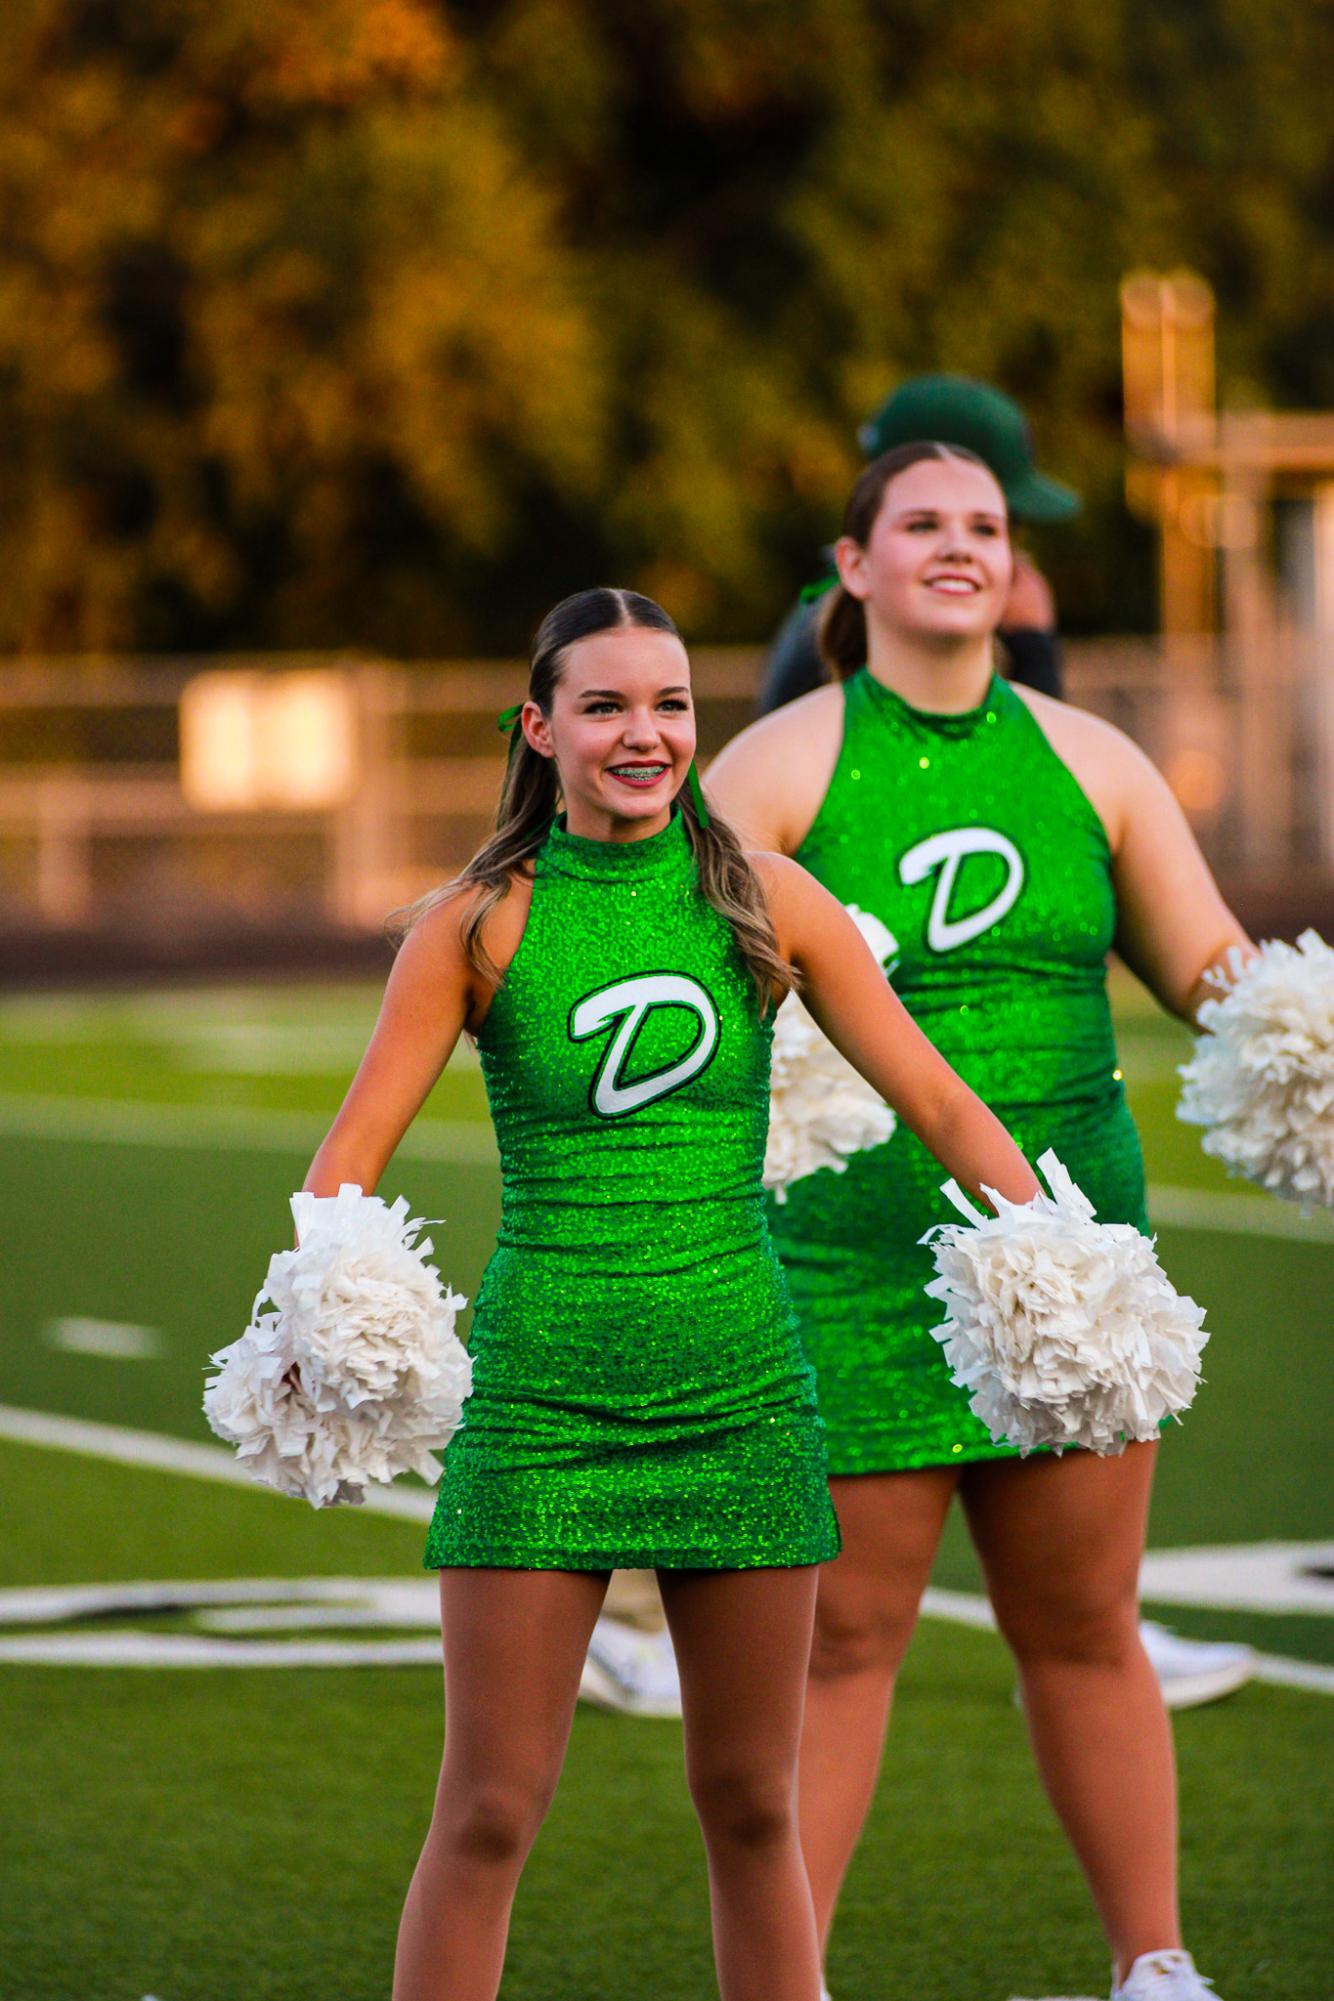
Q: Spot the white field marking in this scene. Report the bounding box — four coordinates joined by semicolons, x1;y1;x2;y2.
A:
3;1567;1332;1688
45;1317;164;1360
0;1577;440;1626
920;1616;1334;1697
161;1022;480;1074
920;1587;997;1630
0;1580;640;1717
0;1015;375;1072
0;1091;497;1164
0;1085;1326;1241
1247;1654;1334;1695
0;1576;444;1668
197;1605;425;1631
0;1632;444;1668
0;988;377;1034
922;1570;1334;1697
0;991;482;1067
1145;1181;1334;1243
0;1577;432;1671
163;1023;382;1072
1137;1541;1334;1616
930;1546;1334;1623
0;1403;434;1521
2;1407;1332;1689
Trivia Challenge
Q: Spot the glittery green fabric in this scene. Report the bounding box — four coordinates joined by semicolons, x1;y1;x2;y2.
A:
425;811;839;1570
771;670;1149;1476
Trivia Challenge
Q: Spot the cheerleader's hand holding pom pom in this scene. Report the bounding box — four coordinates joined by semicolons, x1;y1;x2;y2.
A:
203;1183;471;1507
764;905;898;1201
921;1150;1209;1457
1177;929;1334;1213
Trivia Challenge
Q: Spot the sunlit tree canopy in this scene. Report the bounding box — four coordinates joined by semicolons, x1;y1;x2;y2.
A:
0;0;1329;652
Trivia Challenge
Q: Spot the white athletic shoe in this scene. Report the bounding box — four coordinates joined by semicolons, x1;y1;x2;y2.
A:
579;1616;682;1718
1138;1621;1253;1710
1112;1948;1219;1998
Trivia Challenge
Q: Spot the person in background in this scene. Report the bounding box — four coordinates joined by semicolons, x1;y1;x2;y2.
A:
756;382;1253;1724
758;374;1073;716
708;443;1251;2001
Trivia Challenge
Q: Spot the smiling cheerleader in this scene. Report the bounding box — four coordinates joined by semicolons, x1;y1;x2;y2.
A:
296;583;1058;2001
709;444;1251;2001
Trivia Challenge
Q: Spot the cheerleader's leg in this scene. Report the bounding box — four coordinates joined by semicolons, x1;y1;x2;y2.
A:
660;1563;824;2001
393;1566;611;2001
798;1465;959;1949
962;1443;1181;1985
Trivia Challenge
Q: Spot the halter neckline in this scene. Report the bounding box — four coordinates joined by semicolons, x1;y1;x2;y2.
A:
540;808;693;882
858;667;1006;739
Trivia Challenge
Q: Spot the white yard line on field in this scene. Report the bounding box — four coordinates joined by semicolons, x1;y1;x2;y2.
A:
0;1091;497;1164
0;1631;446;1668
0;1402;434;1521
1;1404;1331;1690
46;1317;164;1360
0;1090;1330;1240
1145;1182;1334;1243
916;1584;1334;1694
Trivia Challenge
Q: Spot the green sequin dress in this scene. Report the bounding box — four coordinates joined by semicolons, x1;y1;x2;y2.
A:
425;812;840;1570
770;669;1149;1476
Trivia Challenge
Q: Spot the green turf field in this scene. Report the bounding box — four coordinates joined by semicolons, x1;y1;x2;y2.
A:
0;973;1330;2000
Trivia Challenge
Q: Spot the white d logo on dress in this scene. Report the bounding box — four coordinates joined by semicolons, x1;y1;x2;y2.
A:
846;903;900;973
569;973;720;1118
899;828;1025;953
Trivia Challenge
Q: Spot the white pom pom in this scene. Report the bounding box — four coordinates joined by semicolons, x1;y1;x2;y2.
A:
921;1151;1209;1457
203;1185;472;1507
764;904;898;1201
1177;930;1334;1212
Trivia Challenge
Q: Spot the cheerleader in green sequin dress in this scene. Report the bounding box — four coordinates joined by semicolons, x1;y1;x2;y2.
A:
709;446;1252;2001
302;586;1038;2001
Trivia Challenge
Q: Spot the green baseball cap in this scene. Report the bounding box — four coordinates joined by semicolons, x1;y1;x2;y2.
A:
857;374;1081;522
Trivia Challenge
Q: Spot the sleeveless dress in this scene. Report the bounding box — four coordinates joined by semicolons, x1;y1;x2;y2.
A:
424;812;840;1570
769;669;1149;1476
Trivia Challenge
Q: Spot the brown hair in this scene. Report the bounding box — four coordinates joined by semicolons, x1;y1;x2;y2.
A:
396;586;796;1010
818;441;1001;678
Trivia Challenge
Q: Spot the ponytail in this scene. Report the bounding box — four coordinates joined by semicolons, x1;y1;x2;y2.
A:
817;585;868;680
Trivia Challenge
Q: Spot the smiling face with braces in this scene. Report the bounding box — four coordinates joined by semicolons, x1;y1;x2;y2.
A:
520;625;697;842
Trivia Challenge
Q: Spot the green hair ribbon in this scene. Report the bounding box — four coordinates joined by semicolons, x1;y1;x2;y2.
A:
496;703;524;734
799;574;839;605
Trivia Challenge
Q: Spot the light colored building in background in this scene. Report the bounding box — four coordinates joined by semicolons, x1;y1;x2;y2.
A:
1122;269;1334;871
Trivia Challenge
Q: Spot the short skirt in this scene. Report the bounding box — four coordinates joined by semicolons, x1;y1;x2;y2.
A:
423;1240;841;1570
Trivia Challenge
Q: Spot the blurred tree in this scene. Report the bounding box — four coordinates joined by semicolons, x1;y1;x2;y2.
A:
0;0;607;651
0;0;1329;652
